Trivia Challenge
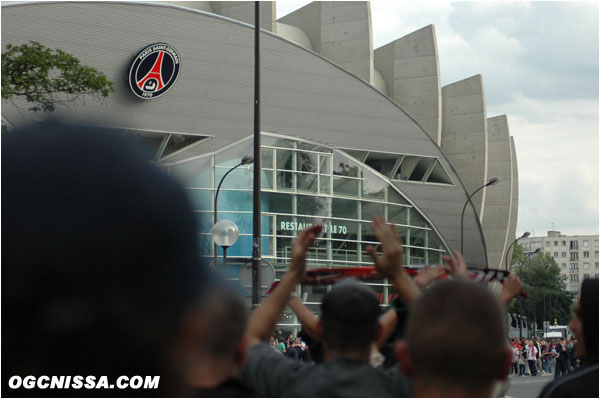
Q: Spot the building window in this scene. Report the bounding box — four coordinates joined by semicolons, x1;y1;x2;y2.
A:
571;285;579;294
561;263;566;269
554;241;558;246
570;274;579;284
570;241;579;250
595;251;599;258
584;262;590;270
562;241;567;246
570;263;579;272
584;251;590;258
570;252;579;261
553;252;559;257
546;241;551;247
583;240;590;247
561;252;567;258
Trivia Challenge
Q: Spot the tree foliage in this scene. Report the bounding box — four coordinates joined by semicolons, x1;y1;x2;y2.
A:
508;243;575;329
1;41;114;112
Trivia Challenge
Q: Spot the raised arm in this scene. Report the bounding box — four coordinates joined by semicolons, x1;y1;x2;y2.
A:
246;225;322;346
288;296;319;339
498;272;523;307
366;216;421;307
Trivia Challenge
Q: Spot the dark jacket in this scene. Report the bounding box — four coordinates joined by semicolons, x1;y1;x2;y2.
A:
539;362;598;397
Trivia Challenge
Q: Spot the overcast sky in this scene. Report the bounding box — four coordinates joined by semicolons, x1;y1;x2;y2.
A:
277;1;599;237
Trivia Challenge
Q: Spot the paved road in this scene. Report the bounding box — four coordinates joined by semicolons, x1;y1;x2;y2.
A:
505;374;555;397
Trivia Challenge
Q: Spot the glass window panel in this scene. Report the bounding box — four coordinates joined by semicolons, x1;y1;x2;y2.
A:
333;176;359;197
427;161;452;184
276;171;293;190
263;136;295;148
297;151;318;173
161;134;205;159
297;195;330;216
365;154;397;177
124;130;166;160
394;156;418;180
215;139;253;168
262;148;274;169
171;157;211;188
360;222;378;244
264;192;293;214
362;168;387;200
297;141;328;152
218;212;253;234
196;233;212;257
388;189;409;205
217;190;253;212
298;172;318;194
185;189;212;211
328;219;358;236
319;155;331;174
388;204;407;225
410;229;426;248
410;247;426;265
319;175;331;195
428;250;443;265
361;201;385;221
341;149;368;163
428;232;445;250
409;208;429;228
409;157;436;181
261;170;274;189
215;167;252;190
331;240;358;263
333;154;359;177
194;212;212;232
331;198;358;219
276;149;294;170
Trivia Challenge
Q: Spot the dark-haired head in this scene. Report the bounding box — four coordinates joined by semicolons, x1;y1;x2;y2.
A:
320;280;380;354
2;121;210;396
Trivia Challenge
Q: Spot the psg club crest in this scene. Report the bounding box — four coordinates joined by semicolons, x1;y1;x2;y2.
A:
129;43;180;99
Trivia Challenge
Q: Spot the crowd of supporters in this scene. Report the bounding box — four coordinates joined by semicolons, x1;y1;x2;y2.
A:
4;121;598;397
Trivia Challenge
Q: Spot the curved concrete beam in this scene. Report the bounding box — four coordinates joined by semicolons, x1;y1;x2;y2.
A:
505;136;519;269
482;115;513;270
441;75;489;221
374;25;441;145
277;1;373;83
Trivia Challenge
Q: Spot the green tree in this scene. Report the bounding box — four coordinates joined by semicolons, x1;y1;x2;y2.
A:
508;244;575;333
1;41;114;112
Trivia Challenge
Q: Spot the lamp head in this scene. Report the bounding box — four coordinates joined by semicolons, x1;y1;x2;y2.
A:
211;220;240;248
521;232;531;238
487;177;501;186
241;155;254;165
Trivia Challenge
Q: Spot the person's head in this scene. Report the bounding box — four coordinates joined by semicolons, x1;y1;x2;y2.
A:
186;282;249;387
569;278;598;362
318;280;381;356
396;280;509;397
3;122;209;396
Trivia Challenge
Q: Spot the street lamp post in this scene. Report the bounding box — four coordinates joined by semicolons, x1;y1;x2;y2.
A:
531;263;551;338
460;177;501;255
518;247;542;338
212;220;240;268
213;156;254;266
505;231;531;270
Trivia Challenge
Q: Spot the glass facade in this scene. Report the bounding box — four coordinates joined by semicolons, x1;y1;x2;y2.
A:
163;134;450;331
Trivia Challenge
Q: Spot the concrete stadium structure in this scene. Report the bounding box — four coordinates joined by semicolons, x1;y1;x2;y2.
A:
2;2;519;317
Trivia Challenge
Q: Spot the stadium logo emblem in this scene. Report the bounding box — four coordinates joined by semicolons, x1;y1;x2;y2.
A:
129;43;180;99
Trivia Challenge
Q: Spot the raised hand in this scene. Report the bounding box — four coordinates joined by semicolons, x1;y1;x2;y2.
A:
365;216;404;279
414;264;446;288
289;224;323;282
443;250;468;278
498;272;523;307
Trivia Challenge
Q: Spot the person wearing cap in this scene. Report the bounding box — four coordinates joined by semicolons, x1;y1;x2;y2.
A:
539;278;598;398
241;218;420;397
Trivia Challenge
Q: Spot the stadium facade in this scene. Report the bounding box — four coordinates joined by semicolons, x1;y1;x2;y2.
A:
2;2;519;321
